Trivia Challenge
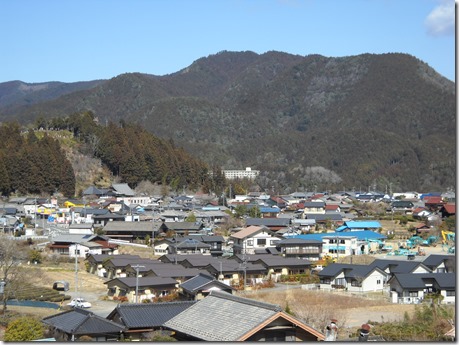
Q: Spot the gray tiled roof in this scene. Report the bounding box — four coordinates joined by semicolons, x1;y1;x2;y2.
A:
164;290;281;341
391;273;456;289
277;238;322;245
253;257;311;268
103;221;155;232
422;254;455;268
105;276;178;288
147;266;203;279
86;254;140;264
179;273;215;292
304;213;343;221
107;301;196;328
245;217;291;226
369;259;431;274
42;308;125;335
318;263;384;279
104;257;155;268
112;183;135;196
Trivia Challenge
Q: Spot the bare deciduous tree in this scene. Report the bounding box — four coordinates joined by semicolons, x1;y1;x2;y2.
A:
0;234;27;313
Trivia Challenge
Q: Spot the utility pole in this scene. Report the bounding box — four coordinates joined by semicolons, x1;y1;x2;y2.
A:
133;265;145;303
75;243;78;296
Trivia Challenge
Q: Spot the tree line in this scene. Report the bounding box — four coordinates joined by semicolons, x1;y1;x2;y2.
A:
0;111;255;198
0;123;75;197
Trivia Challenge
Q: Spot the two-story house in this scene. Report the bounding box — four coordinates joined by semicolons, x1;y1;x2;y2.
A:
230;226;281;255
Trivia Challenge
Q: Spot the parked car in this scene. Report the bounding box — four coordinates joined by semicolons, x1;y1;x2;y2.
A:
67;298;92;308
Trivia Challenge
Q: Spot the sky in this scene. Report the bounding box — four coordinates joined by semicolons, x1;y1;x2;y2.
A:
0;0;455;83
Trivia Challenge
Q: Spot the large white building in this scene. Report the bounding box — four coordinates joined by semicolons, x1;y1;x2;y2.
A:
223;167;260;180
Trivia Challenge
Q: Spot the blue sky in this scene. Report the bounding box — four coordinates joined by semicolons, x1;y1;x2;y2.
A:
1;0;455;83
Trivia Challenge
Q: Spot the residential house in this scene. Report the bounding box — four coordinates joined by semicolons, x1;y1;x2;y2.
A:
252;256;311;282
102;221;156;242
143;264;203;284
111;183;136;197
92;211;126;226
163;290;325;341
413;222;432;235
245;217;291;232
230;226;281;255
321;235;359;259
325;204;340;213
422;195;445;212
41;308;125;341
291;219;316;232
276;238;323;261
179;272;235;300
412;207;432;219
154;238;175;256
391;200;414;214
336;220;382;232
160;210;189;224
172;237;212;255
302;201;326;215
106;301;196;341
102;257;155;279
85;254;140;277
82;185;112;198
68;223;93;235
388;273;456;304
422;254;455;273
440;203;456;218
189;234;225;256
201;260;267;287
158;221;205;236
259;206;281;218
104;276;178;302
71;207;109;224
302;213;343;228
368;259;432;284
47;234;117;258
318;263;387;293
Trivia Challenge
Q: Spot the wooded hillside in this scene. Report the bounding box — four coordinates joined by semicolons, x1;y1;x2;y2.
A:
0;51;454;193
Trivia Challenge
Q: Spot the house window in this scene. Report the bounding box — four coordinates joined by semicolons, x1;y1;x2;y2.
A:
257;239;266;246
446;290;455;296
321;278;331;284
351;280;361;287
265;331;286;341
376;279;381;285
335;278;345;286
409;291;418;297
246;240;253;246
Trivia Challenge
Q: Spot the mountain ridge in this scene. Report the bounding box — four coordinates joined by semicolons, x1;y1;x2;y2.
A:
0;50;455;192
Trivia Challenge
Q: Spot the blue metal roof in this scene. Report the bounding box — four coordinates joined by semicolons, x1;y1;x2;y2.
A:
292;230;386;241
343;221;382;229
260;207;280;213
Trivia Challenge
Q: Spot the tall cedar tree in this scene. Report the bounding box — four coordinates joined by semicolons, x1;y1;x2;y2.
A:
0;123;75;197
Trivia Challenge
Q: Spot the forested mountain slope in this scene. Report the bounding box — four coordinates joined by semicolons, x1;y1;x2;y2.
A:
0;51;454;192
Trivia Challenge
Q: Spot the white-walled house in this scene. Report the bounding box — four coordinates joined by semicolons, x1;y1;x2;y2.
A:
388;273;455;304
318;264;387;293
230;226;281;255
321;235;359;259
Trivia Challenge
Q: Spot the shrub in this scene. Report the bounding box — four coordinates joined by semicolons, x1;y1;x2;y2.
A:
4;316;44;341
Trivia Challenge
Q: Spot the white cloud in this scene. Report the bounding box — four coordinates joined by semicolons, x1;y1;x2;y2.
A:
424;0;455;36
